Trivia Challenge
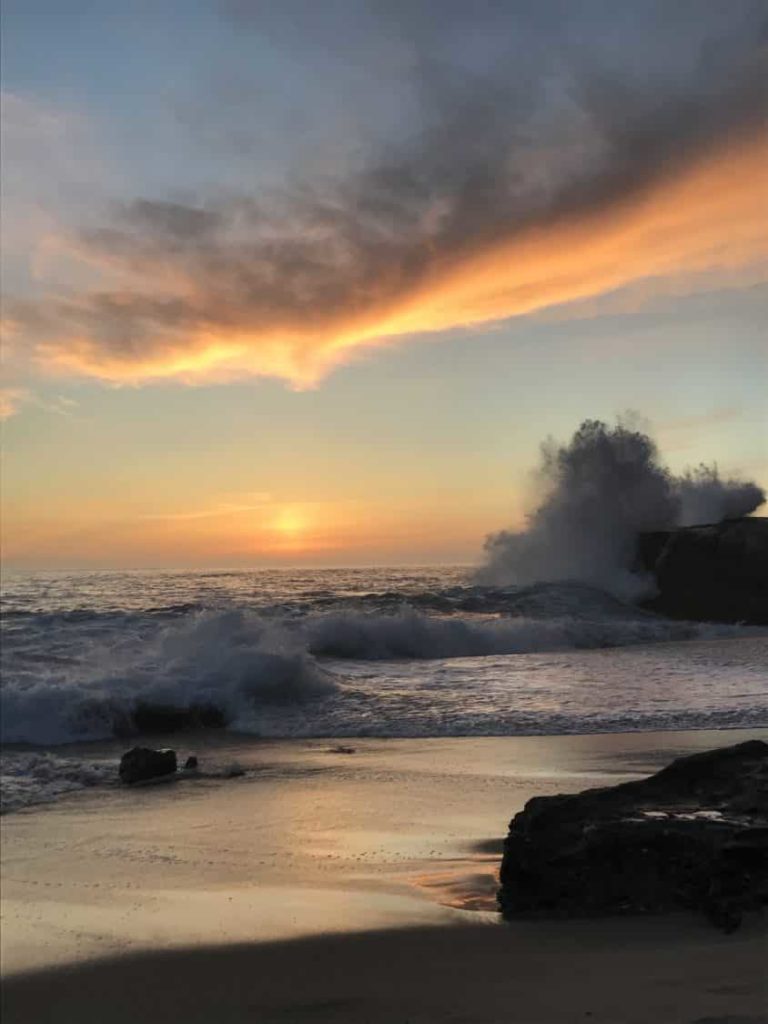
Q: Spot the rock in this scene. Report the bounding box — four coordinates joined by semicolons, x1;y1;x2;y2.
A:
328;745;356;754
637;517;768;624
183;755;199;771
119;747;177;785
498;740;768;930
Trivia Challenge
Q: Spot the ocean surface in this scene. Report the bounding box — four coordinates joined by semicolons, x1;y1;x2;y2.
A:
2;566;767;810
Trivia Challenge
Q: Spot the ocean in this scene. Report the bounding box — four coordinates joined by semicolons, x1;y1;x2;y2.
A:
2;566;767;811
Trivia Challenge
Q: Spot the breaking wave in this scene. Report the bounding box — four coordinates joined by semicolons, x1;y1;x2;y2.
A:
304;606;725;660
1;597;761;746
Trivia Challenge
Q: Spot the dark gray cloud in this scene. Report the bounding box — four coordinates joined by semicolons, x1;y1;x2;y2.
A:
13;0;768;378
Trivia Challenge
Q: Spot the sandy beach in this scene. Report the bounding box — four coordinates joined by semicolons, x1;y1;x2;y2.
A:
4;917;766;1024
2;728;766;1021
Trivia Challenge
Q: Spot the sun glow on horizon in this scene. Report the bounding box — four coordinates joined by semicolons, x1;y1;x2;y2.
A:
269;505;311;547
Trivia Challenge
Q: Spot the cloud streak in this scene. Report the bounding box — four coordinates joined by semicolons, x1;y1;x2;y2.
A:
7;1;768;390
0;386;78;420
139;494;273;521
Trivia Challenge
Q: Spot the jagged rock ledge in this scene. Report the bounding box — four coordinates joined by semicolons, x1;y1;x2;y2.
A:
637;516;768;624
498;740;768;931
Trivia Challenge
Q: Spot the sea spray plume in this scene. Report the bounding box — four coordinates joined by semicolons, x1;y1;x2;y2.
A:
475;421;677;598
476;419;765;598
675;465;765;526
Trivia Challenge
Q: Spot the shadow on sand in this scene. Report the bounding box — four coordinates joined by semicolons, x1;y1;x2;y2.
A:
3;917;766;1024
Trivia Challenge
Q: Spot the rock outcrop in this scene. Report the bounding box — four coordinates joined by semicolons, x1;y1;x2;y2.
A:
637;517;768;624
119;746;178;785
498;740;768;930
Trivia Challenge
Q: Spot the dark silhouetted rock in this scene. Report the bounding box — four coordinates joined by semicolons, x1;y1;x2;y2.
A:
119;747;177;785
637;517;768;624
183;755;199;771
498;740;768;930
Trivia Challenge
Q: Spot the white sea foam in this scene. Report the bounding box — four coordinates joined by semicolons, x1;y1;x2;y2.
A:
1;610;335;745
303;607;738;660
1;601;763;747
0;752;116;813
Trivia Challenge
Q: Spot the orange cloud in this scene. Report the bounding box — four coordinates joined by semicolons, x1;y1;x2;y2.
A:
369;136;768;341
14;132;768;389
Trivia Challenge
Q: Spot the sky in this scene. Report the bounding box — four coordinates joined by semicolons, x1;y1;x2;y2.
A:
1;0;766;568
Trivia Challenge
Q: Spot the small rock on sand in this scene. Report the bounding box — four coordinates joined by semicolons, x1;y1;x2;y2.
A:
119;747;177;785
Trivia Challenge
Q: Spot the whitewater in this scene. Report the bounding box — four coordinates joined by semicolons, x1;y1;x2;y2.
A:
3;565;767;742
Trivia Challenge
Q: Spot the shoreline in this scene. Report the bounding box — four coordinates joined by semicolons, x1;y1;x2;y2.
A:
6;702;768;757
5;720;768;819
3;728;766;975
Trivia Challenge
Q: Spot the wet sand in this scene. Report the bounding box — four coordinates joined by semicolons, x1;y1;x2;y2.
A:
2;729;766;1021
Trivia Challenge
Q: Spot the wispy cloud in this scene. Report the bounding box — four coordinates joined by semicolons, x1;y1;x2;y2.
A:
139;494;273;521
0;386;81;420
0;387;30;421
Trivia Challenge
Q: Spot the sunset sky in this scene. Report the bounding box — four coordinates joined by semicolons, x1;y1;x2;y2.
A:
2;0;766;568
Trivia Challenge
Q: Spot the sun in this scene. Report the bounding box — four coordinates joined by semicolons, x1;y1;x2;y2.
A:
272;506;307;538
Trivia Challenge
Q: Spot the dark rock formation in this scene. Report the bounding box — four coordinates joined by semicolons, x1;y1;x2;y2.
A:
637;517;768;624
119;747;178;785
498;740;768;930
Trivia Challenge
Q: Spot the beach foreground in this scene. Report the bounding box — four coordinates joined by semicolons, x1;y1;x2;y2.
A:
3;729;767;1021
4;916;766;1024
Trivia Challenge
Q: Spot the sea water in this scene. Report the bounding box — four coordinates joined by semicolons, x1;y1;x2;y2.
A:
2;567;767;809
